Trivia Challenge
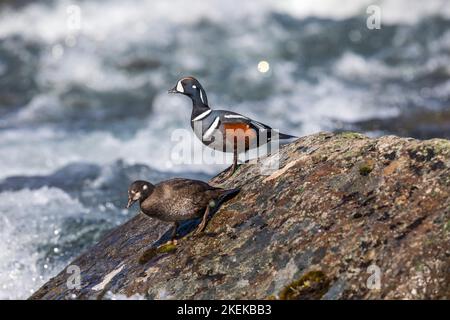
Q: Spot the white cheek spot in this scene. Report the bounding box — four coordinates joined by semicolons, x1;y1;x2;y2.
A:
192;85;197;89
143;185;148;190
176;80;184;93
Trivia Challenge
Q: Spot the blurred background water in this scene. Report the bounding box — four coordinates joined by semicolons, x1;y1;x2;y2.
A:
0;0;449;299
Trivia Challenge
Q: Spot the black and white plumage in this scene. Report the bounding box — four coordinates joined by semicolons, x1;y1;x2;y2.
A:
126;179;239;240
169;76;297;178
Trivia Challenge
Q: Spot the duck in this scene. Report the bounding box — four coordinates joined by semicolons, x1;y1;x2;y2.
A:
126;178;239;241
169;76;297;179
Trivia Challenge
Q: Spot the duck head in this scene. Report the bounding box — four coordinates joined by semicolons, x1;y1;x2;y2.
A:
126;180;155;209
168;76;208;106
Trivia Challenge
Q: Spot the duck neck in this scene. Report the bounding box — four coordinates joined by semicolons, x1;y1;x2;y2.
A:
191;100;211;120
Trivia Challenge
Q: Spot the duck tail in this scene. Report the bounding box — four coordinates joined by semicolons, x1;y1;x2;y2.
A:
216;187;240;205
221;187;240;199
278;132;298;140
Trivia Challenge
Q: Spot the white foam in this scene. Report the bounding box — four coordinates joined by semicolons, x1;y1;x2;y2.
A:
0;0;270;42
275;0;450;24
333;52;399;80
1;0;447;45
0;187;88;299
215;56;403;138
12;94;62;123
0;95;226;179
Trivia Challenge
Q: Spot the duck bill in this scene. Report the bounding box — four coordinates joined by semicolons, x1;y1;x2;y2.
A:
168;86;178;94
126;198;137;209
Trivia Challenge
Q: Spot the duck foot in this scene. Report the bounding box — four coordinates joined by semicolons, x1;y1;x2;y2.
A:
162;239;178;246
194;206;210;235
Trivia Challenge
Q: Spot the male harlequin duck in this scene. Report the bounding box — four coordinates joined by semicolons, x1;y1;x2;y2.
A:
168;77;297;178
126;179;239;241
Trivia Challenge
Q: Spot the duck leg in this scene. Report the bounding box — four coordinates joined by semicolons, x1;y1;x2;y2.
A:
221;147;239;180
230;147;238;174
170;221;179;242
194;206;210;235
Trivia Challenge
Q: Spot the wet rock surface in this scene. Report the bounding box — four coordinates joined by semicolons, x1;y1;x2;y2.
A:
30;132;450;300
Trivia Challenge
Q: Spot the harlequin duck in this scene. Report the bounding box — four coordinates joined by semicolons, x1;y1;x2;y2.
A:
168;76;297;179
126;179;239;241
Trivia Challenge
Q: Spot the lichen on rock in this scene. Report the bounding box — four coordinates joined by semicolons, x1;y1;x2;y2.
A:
278;270;331;300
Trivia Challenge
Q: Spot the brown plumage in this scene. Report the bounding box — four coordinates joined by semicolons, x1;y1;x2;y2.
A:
126;178;239;240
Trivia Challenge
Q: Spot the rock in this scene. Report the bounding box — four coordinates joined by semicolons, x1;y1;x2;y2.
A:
29;132;450;300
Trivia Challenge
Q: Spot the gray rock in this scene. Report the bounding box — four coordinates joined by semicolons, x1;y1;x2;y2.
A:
29;132;450;300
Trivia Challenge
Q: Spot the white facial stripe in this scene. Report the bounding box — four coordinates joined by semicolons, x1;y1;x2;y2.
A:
224;114;247;119
203;117;220;140
192;109;212;121
199;90;205;104
176;80;184;93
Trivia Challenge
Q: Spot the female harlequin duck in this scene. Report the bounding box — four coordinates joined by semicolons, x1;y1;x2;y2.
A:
169;76;297;179
126;179;239;241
